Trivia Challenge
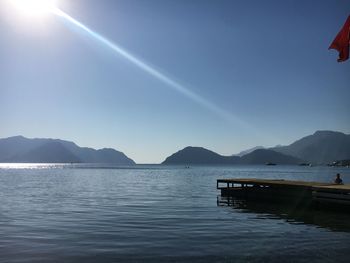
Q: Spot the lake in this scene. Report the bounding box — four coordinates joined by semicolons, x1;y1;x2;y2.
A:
0;164;350;262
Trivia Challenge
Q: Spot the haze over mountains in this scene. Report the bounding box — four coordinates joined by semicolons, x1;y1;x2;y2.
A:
0;131;349;165
271;131;350;164
234;146;265;157
0;136;135;165
163;131;350;165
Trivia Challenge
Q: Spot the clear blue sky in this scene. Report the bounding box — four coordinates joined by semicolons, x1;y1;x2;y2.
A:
0;0;349;163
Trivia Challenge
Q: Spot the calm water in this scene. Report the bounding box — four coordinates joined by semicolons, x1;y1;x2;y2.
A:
1;164;350;262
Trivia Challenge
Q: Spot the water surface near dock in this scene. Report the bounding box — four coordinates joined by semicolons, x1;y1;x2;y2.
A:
1;164;350;262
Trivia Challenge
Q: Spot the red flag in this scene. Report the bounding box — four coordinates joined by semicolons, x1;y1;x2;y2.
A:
329;15;350;62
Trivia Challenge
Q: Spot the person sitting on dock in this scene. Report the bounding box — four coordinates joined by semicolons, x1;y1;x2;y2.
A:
334;173;343;185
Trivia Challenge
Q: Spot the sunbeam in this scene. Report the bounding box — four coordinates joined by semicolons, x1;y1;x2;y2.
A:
51;8;251;129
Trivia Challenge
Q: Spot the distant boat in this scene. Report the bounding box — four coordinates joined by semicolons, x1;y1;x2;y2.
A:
265;162;276;166
299;163;311;166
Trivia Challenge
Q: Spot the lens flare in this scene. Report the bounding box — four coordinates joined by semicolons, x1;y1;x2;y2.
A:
9;0;252;129
10;0;57;16
54;9;250;128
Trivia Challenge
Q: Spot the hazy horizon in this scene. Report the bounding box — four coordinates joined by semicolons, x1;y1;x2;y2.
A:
1;0;349;163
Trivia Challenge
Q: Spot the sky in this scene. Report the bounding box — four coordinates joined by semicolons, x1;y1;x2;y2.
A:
0;0;349;163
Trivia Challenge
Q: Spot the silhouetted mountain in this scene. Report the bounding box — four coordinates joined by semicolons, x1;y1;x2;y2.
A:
14;141;81;163
240;149;303;165
272;131;350;164
162;147;301;165
234;146;265;157
0;136;135;165
162;147;240;165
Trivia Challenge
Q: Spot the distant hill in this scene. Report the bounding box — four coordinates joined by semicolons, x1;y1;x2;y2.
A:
234;146;265;157
240;149;303;165
162;146;301;165
163;147;240;165
272;131;350;165
0;136;135;165
13;141;81;163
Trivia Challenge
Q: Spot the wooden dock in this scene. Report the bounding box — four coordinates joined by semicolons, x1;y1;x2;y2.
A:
217;178;350;209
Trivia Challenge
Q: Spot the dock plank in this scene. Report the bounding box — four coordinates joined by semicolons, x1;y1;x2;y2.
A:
217;178;350;210
313;184;350;191
217;178;333;188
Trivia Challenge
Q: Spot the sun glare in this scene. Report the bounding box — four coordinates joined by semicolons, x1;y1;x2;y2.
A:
10;0;57;16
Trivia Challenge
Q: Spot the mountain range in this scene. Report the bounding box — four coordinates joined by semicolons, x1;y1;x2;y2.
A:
233;146;265;157
271;131;350;164
162;131;350;165
0;136;135;165
0;130;349;165
162;147;303;165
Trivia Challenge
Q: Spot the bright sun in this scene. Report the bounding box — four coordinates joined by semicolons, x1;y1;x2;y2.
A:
10;0;57;16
